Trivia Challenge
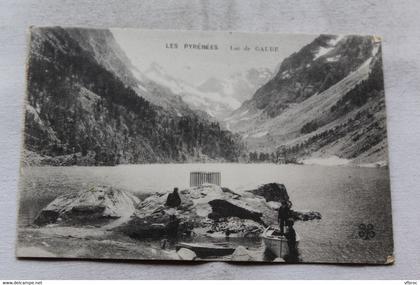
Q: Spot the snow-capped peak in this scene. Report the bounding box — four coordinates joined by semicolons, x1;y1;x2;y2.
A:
140;62;241;118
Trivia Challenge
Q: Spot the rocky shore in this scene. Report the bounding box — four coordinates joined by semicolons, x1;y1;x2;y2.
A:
22;182;322;261
33;183;321;241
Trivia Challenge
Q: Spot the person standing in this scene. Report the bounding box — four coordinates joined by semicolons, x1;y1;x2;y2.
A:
285;219;297;250
166;214;179;237
278;200;291;235
284;219;299;263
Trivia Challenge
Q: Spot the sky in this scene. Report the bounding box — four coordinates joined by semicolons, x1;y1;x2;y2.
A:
111;28;317;87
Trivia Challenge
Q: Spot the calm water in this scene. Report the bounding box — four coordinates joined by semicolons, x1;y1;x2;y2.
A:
18;163;393;263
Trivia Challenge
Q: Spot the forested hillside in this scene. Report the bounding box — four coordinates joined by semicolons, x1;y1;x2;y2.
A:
24;27;243;165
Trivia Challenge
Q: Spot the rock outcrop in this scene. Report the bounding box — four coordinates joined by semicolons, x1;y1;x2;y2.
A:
34;183;321;240
117;213;183;239
34;186;140;226
116;184;270;239
247;183;289;202
208;199;263;224
231;246;257;261
117;183;320;239
290;210;322;221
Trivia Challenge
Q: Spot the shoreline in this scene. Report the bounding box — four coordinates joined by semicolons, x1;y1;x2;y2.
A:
20;161;388;168
21;149;387;168
16;225;269;261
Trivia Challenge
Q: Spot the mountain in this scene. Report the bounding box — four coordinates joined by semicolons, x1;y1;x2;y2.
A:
141;62;241;119
197;67;273;106
225;35;388;164
24;27;244;165
55;28;193;118
141;63;272;120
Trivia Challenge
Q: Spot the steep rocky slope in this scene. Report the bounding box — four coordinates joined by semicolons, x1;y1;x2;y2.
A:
225;35;388;164
24;27;244;165
140;63;273;120
196;67;273;118
141;62;239;119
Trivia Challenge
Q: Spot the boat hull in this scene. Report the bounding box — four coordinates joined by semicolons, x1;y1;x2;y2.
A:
263;235;290;258
176;242;235;257
262;226;299;259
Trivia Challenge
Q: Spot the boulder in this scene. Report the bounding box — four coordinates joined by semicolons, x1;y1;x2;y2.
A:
177;248;197;260
204;217;264;237
248;183;289;203
231;246;260;262
208;199;263;224
33;210;59;226
34;186;140;226
119;219;166;239
221;187;241;197
290;210;322;221
117;214;183;239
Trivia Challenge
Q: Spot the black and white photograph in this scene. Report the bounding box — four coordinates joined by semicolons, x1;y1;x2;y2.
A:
16;27;393;264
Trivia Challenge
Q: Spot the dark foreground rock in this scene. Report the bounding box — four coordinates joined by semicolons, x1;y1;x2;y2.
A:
208;199;263;224
290;210;322;221
34;186;140;226
247;183;289;202
117;214;186;239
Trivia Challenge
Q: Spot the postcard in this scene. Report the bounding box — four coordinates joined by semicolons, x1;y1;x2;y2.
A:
16;27;393;264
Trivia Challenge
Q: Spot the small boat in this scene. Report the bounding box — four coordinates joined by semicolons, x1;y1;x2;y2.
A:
176;242;235;257
262;226;300;258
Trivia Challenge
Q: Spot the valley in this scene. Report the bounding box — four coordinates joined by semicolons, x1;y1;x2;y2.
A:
24;28;388;166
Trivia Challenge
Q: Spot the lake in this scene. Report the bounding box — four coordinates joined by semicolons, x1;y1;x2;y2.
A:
17;163;393;263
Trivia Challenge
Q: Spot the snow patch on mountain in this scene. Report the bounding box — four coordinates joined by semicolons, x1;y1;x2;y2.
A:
281;70;291;79
357;160;387;168
313;35;344;60
251;131;268;138
300;156;350;166
329;35;345;46
326;55;341;62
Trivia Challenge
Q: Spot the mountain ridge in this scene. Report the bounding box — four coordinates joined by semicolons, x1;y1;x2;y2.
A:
24;28;388;166
225;35;388;164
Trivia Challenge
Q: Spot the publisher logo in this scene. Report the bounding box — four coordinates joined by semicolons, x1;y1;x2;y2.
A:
358;223;376;240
